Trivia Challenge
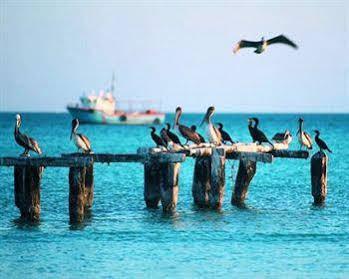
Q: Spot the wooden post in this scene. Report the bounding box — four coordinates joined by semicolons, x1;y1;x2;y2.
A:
231;160;257;205
69;167;86;223
209;148;226;209
159;163;180;212
311;151;328;204
85;164;94;208
144;162;161;208
192;148;226;209
192;156;211;208
14;166;43;221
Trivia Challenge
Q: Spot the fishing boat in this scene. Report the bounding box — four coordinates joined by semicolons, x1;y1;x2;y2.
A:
67;75;165;125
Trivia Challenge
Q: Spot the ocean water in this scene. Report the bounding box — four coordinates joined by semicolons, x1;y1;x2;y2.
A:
0;113;348;278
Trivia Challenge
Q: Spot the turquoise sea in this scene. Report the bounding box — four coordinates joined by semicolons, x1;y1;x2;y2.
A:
0;113;348;278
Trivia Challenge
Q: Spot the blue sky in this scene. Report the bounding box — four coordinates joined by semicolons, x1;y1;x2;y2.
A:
1;0;348;112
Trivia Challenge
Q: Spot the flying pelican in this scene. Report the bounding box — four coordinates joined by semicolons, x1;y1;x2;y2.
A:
71;118;92;153
297;118;312;150
314;130;332;153
14;114;42;157
200;106;222;145
174;107;202;145
272;130;292;145
216;123;235;145
248;118;274;147
233;35;298;54
190;125;206;143
150;126;167;149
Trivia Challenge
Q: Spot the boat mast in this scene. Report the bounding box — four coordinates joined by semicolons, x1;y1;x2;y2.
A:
110;72;116;94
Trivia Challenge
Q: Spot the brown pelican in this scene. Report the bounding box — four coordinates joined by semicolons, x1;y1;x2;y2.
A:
314;130;332;153
164;123;183;146
249;118;273;147
217;123;235;145
200;106;222;145
190;125;205;143
272;130;292;144
14;114;42;157
174;107;202;145
297;118;312;150
150;126;167;149
71;119;92;153
233;35;298;54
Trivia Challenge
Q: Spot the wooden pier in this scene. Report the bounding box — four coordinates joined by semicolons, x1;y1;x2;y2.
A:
0;143;328;223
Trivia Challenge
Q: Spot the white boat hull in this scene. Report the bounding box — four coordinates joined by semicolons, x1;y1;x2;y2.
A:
67;106;165;125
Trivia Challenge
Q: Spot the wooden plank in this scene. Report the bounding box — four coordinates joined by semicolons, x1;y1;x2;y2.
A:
226;152;273;163
0;157;93;167
62;153;144;163
271;150;309;159
147;153;186;163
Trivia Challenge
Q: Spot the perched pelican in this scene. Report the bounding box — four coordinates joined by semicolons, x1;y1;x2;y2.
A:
272;130;292;145
248;118;258;143
190;125;206;143
297;118;312;150
150;127;167;149
14;114;42;157
249;118;273;147
314;130;332;153
233;35;298;54
217;123;235;145
174;107;202;145
71;119;92;153
165;123;183;146
200;106;222;145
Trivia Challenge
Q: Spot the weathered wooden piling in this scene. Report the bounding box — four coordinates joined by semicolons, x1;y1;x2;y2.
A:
144;162;161;208
192;148;226;209
231;160;257;205
159;162;180;212
69;166;86;223
84;164;94;208
311;151;328;204
14;166;43;221
209;148;226;209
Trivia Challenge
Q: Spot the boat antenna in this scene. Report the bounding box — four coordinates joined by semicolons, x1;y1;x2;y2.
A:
110;72;116;94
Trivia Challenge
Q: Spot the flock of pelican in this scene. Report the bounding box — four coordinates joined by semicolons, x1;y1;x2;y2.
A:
149;107;332;154
12;110;331;157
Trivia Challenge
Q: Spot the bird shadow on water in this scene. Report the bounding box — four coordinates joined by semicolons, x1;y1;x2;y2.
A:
69;209;93;231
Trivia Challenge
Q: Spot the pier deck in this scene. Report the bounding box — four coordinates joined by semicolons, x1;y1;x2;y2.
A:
0;143;326;224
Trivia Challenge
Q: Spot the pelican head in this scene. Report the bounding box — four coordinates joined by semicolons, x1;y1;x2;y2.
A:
314;130;320;135
71;118;79;140
15;114;21;127
200;106;215;126
191;125;197;132
251;117;259;127
174;107;182;128
217;123;223;129
298;118;304;123
149;126;156;132
165;123;171;130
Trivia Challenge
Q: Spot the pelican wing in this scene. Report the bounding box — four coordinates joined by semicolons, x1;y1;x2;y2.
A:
233;40;260;53
19;133;42;154
179;125;201;144
167;130;182;145
160;129;171;145
267;35;298;49
78;133;92;152
303;131;312;146
272;132;286;141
